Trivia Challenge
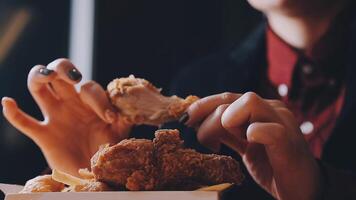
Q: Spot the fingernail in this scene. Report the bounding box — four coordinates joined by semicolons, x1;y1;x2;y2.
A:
67;68;82;81
39;68;54;76
178;112;189;124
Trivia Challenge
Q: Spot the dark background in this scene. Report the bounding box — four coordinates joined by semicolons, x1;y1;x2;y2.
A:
0;0;70;184
0;0;261;184
94;0;262;90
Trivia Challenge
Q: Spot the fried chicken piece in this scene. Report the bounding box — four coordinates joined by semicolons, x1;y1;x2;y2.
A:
91;139;157;191
153;130;244;189
91;129;244;191
107;75;199;126
70;180;112;192
20;175;65;193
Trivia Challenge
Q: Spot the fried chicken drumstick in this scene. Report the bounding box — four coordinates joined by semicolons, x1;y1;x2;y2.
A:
107;75;199;126
91;129;244;191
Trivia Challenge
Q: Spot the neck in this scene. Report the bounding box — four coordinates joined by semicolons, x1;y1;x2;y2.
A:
266;3;347;50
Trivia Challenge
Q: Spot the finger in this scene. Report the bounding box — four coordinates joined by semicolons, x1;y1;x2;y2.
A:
47;58;82;84
247;122;319;200
79;81;117;123
27;65;60;114
185;92;241;126
275;107;305;142
247;122;288;147
47;58;82;100
265;99;286;109
196;104;247;154
2;97;45;140
221;92;282;138
222;130;249;155
196;104;228;152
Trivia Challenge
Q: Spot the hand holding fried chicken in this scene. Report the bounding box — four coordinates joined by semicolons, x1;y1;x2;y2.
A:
184;92;322;200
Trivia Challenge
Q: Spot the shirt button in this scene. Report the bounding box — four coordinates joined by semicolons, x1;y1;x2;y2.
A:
302;64;314;75
300;121;314;135
278;84;288;97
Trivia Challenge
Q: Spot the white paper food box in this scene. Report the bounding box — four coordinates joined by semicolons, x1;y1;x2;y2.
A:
0;183;231;200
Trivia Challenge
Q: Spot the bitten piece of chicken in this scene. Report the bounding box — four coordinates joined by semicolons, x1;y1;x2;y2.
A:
107;75;199;126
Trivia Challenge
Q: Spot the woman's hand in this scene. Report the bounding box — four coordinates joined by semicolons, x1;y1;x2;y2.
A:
2;58;131;176
184;92;322;200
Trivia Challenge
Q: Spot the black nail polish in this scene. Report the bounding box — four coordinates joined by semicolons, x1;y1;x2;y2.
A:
39;68;54;76
179;112;189;124
67;68;82;81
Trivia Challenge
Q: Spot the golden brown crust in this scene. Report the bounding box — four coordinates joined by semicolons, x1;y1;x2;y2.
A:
168;95;200;118
91;138;157;190
91;129;244;191
153;130;244;189
22;130;243;193
107;75;159;97
71;181;112;192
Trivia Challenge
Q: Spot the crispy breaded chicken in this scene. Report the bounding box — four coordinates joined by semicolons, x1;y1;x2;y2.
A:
153;130;244;190
91;139;157;190
22;130;243;193
107;75;199;126
91;129;244;191
70;180;112;192
20;175;65;193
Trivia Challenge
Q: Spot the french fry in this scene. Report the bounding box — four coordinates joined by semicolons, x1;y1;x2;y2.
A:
52;169;87;187
196;183;233;192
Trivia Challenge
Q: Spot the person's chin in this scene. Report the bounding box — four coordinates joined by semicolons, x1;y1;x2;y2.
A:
247;0;289;12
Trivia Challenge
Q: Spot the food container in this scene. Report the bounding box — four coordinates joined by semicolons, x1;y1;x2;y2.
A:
0;183;233;200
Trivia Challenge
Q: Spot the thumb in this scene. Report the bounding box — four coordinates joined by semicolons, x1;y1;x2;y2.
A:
2;97;44;140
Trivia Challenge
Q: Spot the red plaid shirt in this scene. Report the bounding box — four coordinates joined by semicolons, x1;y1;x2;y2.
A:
265;26;346;158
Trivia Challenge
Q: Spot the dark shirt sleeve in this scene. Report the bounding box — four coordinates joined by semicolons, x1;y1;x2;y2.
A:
318;161;356;199
0;189;4;200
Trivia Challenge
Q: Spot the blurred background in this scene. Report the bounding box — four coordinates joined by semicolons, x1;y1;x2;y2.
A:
0;0;261;184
